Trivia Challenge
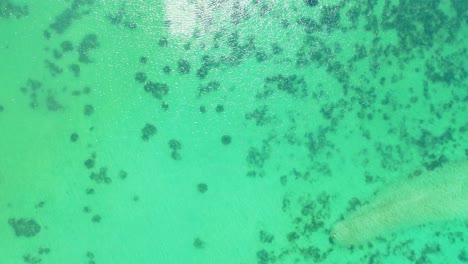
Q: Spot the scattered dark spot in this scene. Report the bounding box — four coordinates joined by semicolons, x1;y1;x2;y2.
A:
346;197;362;212
53;49;63;59
459;249;468;262
287;231;299;242
271;43;283;55
320;5;341;31
163;65;172;74
193;237;205;249
221;135;232;145
124;21;137;29
199;105;206;113
141;123;157;141
246;146;269;168
83;86;91;94
196;66;209;79
43;30;51;39
135;72;147;83
255;50;268;62
50;8;78;34
177;59;191;74
168;139;182;150
304;0;318;6
38;247;50;255
61;41;74;52
215;104;224;113
197;183;208;193
259;230;274;243
22;253;42;264
171;152;181;160
246;170;258;178
198;81;220;96
106;8;124;25
161;101;169;110
424;155;448;171
280;175;287;186
118;170;127;180
245;106;272;126
83;104;94;116
262;74;308;98
84;158;95;169
91;214;101;223
46;95;63;111
281;19;290;28
70;133;79;142
8;218;41;238
158;38;168;47
68;64;81;77
0;1;29;19
144;81;169;99
45;60;63;76
89;167;110;184
257;249;276;264
78;33;99;63
34;201;45;209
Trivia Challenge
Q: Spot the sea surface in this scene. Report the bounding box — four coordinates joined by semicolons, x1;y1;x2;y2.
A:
0;0;467;263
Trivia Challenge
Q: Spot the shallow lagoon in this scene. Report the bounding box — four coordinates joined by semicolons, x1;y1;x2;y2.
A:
0;0;467;263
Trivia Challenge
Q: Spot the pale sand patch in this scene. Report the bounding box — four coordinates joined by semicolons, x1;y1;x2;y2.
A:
332;160;468;246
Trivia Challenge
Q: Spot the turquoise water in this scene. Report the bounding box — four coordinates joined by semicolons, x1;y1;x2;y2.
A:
0;0;467;263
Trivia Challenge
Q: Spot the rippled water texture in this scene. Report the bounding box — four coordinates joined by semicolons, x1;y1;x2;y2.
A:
0;0;467;263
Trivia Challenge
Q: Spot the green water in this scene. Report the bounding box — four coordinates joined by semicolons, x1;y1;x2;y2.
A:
0;0;467;263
